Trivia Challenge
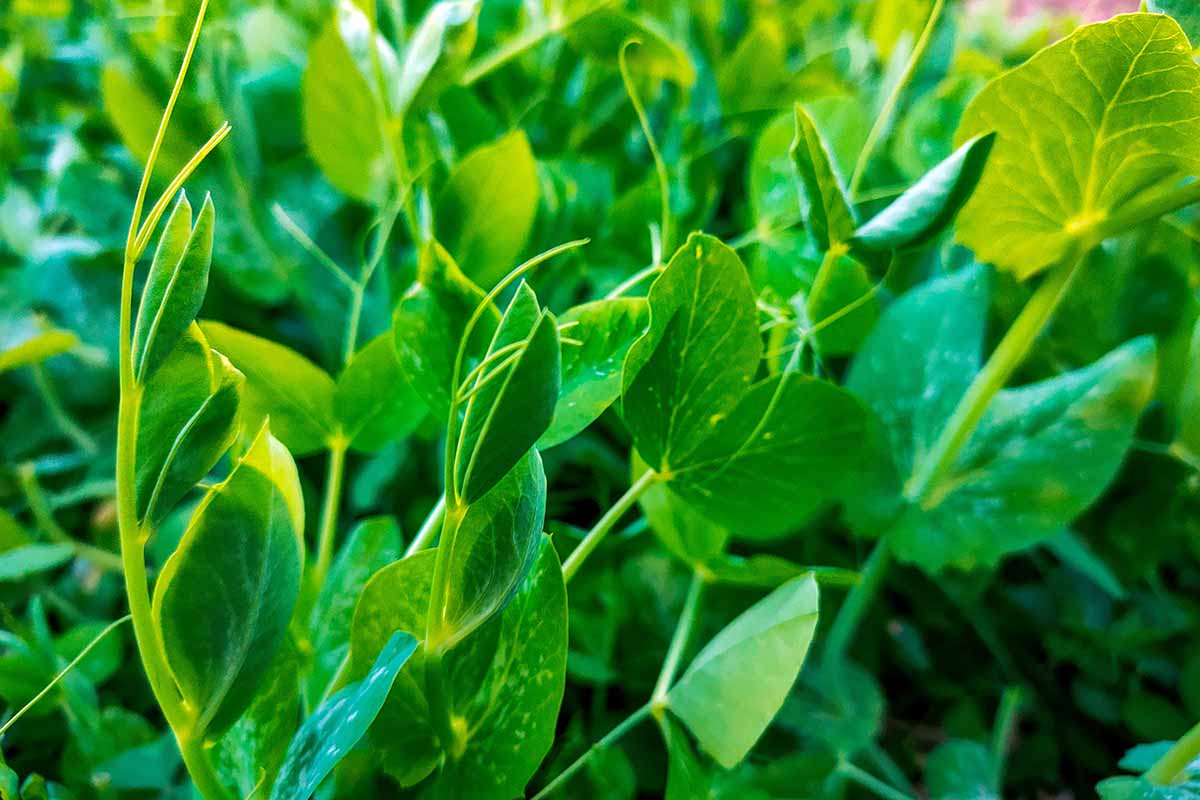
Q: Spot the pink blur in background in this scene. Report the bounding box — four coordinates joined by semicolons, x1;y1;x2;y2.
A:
1007;0;1142;19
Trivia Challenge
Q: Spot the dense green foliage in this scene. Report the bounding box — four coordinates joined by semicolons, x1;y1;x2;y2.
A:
6;0;1200;797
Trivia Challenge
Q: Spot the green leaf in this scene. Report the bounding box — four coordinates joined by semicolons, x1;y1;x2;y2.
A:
132;192;215;382
539;297;648;449
925;740;997;800
850;133;995;253
433;536;568;800
305;516;402;703
152;423;305;737
436;130;541;288
201;321;337;456
212;644;301;800
99;64;199;178
302;7;388;204
955;13;1200;279
805;251;879;356
336;333;425;452
568;10;696;87
635;451;728;569
136;325;241;524
349;550;441;787
848;268;1158;571
435;451;546;649
1150;1;1200;44
622;234;760;471
667;574;819;768
0;324;76;374
1099;777;1200;800
790;103;856;251
624;234;867;537
1176;318;1200;459
392;242;494;419
269;631;417;800
659;716;713;800
0;544;74;582
393;1;480;117
453;283;559;503
779;660;884;758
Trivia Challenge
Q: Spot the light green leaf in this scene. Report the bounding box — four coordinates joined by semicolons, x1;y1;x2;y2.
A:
925;740;997;800
302;10;388;204
1176;317;1200;459
848;268;1158;571
955;13;1200;279
136;325;241;524
1150;0;1200;44
152;424;304;738
667;574;819;768
133;192;215;382
433;535;568;800
0;544;74;582
336;333;425;453
269;631;417;800
539;297;648;449
790;103;856;251
392;242;494;419
393;1;480;117
200;321;337;456
436;130;541;288
305;516;402;703
0;322;76;374
435;451;546;649
851;133;995;253
453;284;559;503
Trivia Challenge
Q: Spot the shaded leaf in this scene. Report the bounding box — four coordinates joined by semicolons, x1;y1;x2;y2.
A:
336;333;425;452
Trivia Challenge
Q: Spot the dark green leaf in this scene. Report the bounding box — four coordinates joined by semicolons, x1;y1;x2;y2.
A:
269;631;417;800
850;133;995;252
659;716;713;800
925;740;997;800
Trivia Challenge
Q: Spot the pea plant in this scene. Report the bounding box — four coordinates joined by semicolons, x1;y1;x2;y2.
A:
5;0;1200;797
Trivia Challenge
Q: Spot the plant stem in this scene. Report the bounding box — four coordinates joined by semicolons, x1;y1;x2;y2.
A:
562;470;659;583
650;571;704;710
1097;178;1200;242
619;39;671;258
903;254;1083;503
823;536;893;668
177;734;233;800
848;0;947;197
313;439;348;586
530;705;651;800
991;686;1022;790
31;364;96;455
405;496;446;557
837;762;916;800
17;464;122;573
1146;718;1200;785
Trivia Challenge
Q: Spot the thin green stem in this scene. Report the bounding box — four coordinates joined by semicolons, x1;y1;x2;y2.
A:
991;687;1022;790
31;364;96;454
17;465;122;573
847;0;946;196
822;537;893;668
271;204;357;291
530;705;651;800
562;470;659;583
461;1;611;86
0;614;131;737
619;39;671;258
837;762;917;800
406;496;447;557
650;571;704;710
312;439;348;586
1146;718;1200;785
904;253;1083;503
605;261;662;299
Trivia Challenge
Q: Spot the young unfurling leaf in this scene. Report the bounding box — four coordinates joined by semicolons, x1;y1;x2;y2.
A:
132;192;214;382
790;103;856;252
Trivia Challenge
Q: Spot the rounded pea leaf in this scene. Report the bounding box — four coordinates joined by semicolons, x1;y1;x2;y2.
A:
435;451;546;649
453;284;559;504
133;192;215;382
850;132;995;253
436;130;541;288
336;333;425;452
200;321;337;456
955;13;1200;279
667;573;819;768
539;297;648;449
268;631;418;800
152;424;305;738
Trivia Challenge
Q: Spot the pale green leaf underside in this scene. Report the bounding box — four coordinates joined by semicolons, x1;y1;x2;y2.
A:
956;13;1200;278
